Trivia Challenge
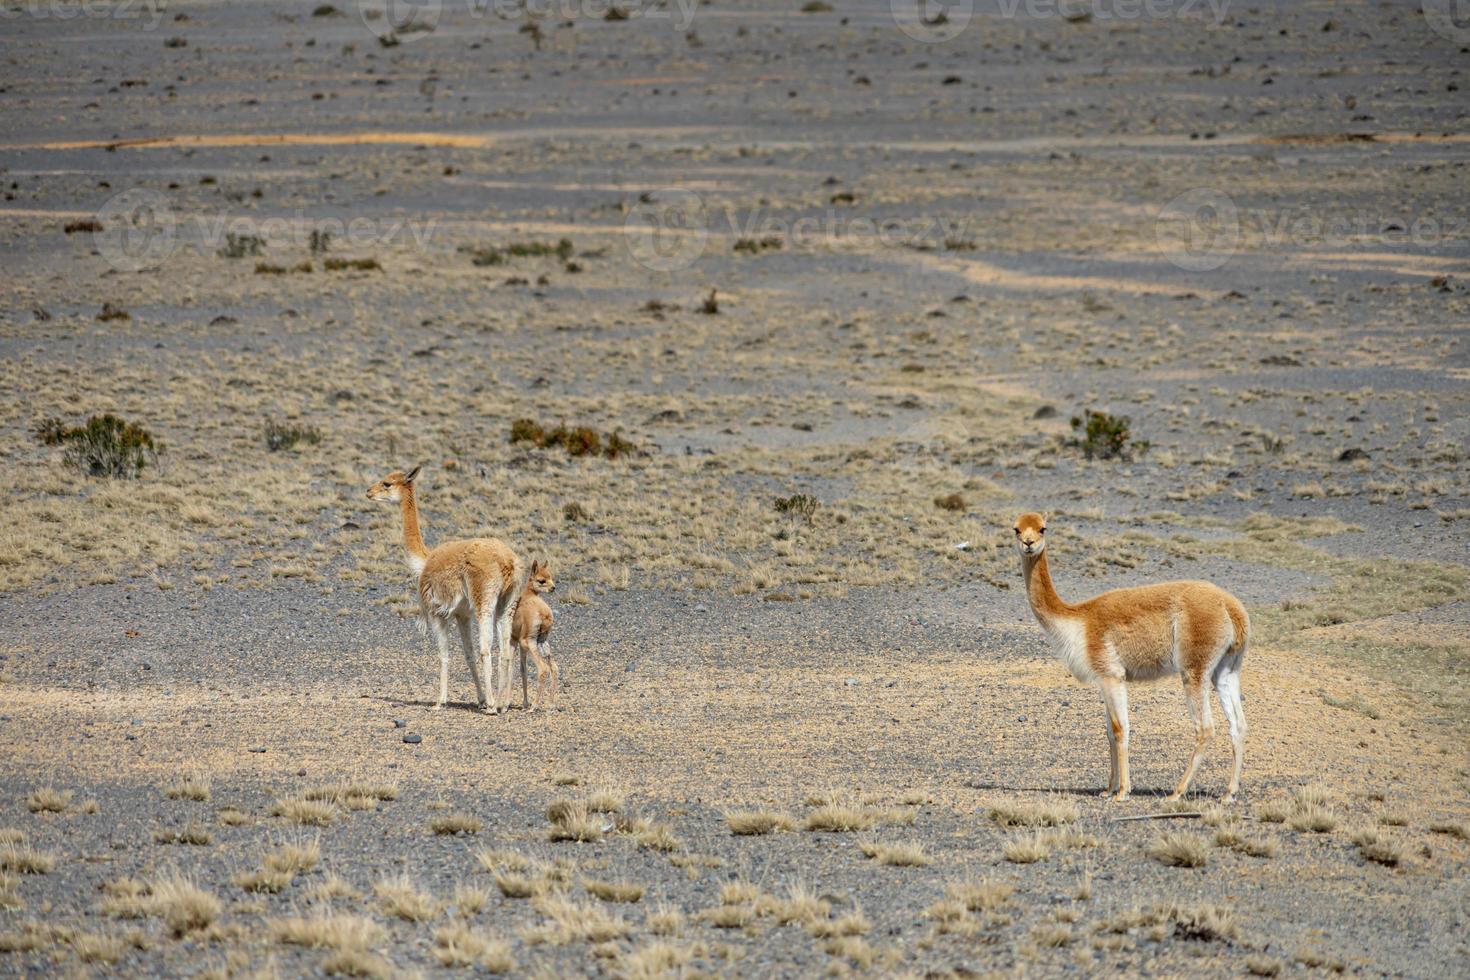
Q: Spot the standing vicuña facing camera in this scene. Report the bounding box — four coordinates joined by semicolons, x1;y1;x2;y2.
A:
1013;512;1250;803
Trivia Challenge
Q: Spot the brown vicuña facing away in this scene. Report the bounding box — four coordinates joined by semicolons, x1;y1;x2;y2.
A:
367;466;528;714
1013;513;1249;802
511;559;558;711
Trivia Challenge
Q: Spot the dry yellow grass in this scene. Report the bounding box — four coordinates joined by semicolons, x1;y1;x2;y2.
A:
153;823;212;846
150;874;221;936
858;839;931;867
582;877;644;903
476;848;532;873
217;807;252;827
774;882;830;926
700;903;755;929
0;873;21;912
304;874;361;904
946;878;1014;912
453;883;492;916
25;787;72;814
70;930;128;964
547;799;605;843
619;940;694;979
272;911;385;951
0;845;56;875
1288;805;1341;834
805;908;871;939
432;923;514;971
1002;831;1051;864
1148;832;1211;868
987;798;1079;828
725;809;798;835
531;894;630;943
585;787;625;813
1351;827;1403;866
374;874;439;921
429;812;483;836
0;829;23;845
234;868;294;894
164;775;211;802
264;837;321;874
270;797;337;826
1429;820;1469;840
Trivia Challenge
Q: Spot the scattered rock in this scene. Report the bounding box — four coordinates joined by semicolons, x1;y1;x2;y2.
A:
402;733;422;744
1338;448;1369;462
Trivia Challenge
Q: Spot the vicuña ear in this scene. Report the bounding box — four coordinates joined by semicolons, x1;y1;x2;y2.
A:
404;465;421;483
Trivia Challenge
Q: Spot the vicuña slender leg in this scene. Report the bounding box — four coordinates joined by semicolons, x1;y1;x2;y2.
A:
520;641;531;711
1215;663;1246;802
1099;677;1131;801
495;594;517;713
541;640;558;708
1167;673;1214;801
485;608;508;717
1104;705;1120;796
429;616;452;710
457;615;486;709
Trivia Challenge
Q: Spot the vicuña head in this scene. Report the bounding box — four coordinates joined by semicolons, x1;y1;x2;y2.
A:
1013;511;1046;557
1011;511;1250;804
526;559;555;595
366;465;420;503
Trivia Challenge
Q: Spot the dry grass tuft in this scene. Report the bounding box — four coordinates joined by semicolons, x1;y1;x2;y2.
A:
630;821;683;852
1351;827;1403;866
71;930;128;964
476;848;532;873
725;809;798;835
270;797;337;826
987;798;1079;828
453;883;492;916
719;880;762;905
100;877;152;918
551;772;581;786
1165;903;1238;942
700;903;755;929
150;874;221;936
583;877;644;903
153;822;213;846
0;844;56;875
586;787;626;813
1002;830;1051;864
805;908;871;939
532;894;631;943
374;875;439;921
0;829;23;845
774;882;830;926
25;787;72;814
946;878;1014;912
804;802;879;833
620;940;693;979
1287;804;1340;834
1030;923;1073;947
165;775;211;802
217;807;252;827
823;935;878;966
304;874;361;903
273;911;384;951
1213;828;1279;858
1246;955;1282;977
430;812;483;836
265;837;320;874
858;839;931;866
1148;832;1211;868
642;904;683;939
1428;820;1469;840
432;923;514;971
547;800;605;843
234;868;295;894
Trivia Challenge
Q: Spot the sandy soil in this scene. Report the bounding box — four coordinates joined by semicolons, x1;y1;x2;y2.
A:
1;1;1468;977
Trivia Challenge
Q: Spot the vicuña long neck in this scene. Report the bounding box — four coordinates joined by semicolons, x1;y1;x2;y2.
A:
398;486;429;573
1022;551;1073;625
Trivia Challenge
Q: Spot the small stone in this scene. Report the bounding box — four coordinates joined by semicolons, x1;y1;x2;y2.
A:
392;719;407;728
403;733;422;744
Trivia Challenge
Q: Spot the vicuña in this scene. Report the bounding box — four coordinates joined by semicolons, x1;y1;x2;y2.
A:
368;466;528;714
511;559;558;711
1013;512;1249;802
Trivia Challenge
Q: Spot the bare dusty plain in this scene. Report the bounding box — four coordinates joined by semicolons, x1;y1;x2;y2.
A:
1;1;1468;977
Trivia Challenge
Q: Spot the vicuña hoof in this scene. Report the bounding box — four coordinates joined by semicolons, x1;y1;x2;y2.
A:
1221;792;1237;805
430;702;445;712
1112;790;1131;802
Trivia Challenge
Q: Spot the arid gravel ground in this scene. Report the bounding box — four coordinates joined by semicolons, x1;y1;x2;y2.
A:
1;1;1468;977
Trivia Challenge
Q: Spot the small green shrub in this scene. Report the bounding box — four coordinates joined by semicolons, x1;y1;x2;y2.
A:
774;494;820;523
218;233;264;259
37;415;160;478
264;421;322;452
322;257;380;272
309;229;334;254
1069;410;1149;461
510;420;636;460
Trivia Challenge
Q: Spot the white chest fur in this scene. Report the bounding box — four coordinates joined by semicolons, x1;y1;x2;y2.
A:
1042;616;1094;683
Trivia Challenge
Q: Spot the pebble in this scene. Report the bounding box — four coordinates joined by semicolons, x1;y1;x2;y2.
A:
403;733;422;744
392;719;407;728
